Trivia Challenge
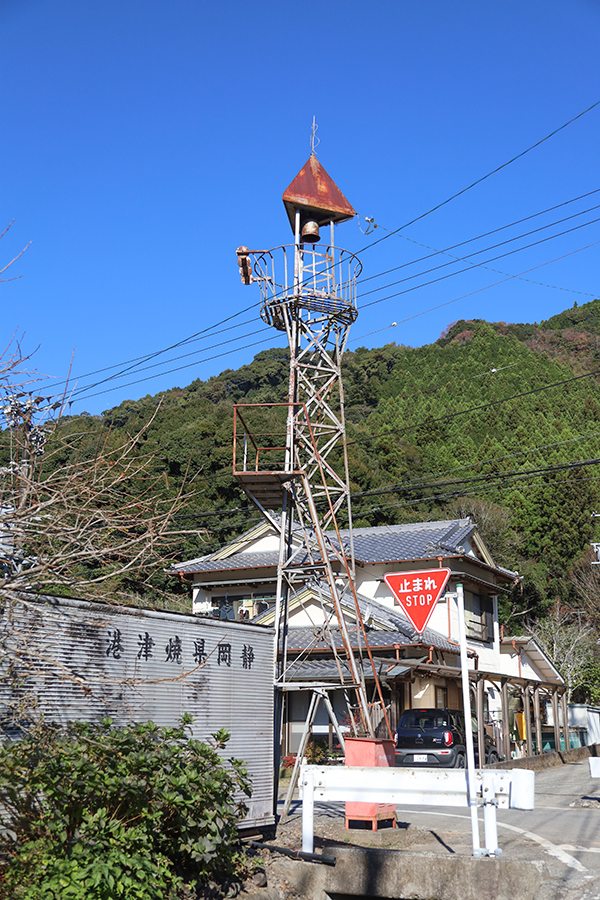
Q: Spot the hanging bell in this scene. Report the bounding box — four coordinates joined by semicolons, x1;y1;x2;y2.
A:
301;220;320;243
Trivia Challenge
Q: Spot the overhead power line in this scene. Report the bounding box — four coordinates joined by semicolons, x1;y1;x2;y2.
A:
358;202;600;300
42;98;600;409
348;364;600;446
351;472;600;521
358;188;600;286
60;186;599;401
357;98;600;254
66;228;600;406
361;222;600;311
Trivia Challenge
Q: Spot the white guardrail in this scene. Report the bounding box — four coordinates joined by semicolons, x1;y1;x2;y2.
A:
299;765;535;857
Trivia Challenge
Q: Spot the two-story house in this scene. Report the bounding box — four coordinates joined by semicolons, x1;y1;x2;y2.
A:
172;517;566;758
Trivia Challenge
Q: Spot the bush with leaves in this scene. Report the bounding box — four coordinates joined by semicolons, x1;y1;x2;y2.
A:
0;716;251;899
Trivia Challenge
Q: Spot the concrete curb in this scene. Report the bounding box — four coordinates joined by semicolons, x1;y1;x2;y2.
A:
492;742;600;772
269;847;545;900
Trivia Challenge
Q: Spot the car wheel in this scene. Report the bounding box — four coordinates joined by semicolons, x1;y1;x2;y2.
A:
454;752;466;768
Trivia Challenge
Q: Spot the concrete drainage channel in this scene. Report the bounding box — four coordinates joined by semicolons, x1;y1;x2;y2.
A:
243;846;544;900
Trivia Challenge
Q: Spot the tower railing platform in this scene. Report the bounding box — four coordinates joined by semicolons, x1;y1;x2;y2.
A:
233;403;303;509
247;244;361;330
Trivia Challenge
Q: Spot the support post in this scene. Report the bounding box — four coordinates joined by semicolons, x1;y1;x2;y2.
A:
476;677;485;765
481;773;501;856
534;684;543;756
501;679;511;761
301;767;315;854
321;690;346;753
456;584;481;854
522;684;532;758
561;691;570;752
552;689;561;752
283;691;320;818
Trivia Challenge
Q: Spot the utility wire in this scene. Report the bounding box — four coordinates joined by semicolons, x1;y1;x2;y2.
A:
67;326;272;401
41;100;600;401
358;188;600;286
359;428;600;494
350;456;600;503
47;313;261;392
57;187;600;404
396;230;597;299
67;230;600;406
68;333;286;405
356;99;600;254
348;364;600;445
351;472;600;521
359;200;600;298
361;221;600;310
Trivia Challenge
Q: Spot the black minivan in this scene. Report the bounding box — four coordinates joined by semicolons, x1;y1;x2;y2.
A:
394;708;501;768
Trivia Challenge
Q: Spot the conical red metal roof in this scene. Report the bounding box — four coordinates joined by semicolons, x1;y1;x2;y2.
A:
282;154;355;231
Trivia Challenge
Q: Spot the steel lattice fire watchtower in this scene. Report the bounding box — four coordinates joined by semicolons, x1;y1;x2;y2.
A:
234;153;389;739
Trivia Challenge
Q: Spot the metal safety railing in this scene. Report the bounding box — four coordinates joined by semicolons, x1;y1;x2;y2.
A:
299;764;535;858
247;244;362;330
233;404;292;475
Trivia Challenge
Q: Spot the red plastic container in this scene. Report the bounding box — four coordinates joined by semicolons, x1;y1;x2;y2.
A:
344;737;396;831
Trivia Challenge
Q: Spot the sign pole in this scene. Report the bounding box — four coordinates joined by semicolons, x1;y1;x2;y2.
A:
456;582;481;855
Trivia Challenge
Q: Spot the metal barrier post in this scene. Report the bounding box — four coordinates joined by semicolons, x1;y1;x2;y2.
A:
481;772;500;856
302;767;315;853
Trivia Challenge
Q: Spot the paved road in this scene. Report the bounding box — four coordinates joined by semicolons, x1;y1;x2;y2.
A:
280;760;600;899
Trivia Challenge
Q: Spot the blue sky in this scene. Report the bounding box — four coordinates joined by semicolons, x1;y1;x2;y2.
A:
2;0;600;414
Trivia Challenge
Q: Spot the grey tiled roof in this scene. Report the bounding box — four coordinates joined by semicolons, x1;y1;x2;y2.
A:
285;625;457;654
354;595;457;651
283;656;412;682
336;519;477;564
253;583;460;653
172;518;480;575
171;551;280;575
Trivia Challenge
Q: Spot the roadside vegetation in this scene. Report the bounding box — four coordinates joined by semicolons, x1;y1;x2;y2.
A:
0;717;251;900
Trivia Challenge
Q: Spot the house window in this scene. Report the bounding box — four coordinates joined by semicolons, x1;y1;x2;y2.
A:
464;591;493;642
208;590;276;620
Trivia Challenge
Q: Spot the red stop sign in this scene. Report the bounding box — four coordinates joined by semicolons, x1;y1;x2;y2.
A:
383;568;451;634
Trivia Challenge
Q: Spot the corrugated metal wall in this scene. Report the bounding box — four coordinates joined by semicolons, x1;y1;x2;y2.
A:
0;594;275;830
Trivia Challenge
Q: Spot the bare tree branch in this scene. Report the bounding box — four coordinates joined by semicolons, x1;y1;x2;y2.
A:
0;349;201;605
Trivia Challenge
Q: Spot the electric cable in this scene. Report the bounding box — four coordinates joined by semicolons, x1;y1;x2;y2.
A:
66;326;272;401
349;456;600;504
357;188;600;286
53;187;600;404
47;313;262;392
39;99;600;404
360;222;600;311
67;333;286;404
356;99;600;255
353;428;600;495
359;202;600;300
348;363;600;445
66;231;600;406
350;470;600;521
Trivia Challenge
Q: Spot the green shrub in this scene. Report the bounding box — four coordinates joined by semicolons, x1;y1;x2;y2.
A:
0;716;251;899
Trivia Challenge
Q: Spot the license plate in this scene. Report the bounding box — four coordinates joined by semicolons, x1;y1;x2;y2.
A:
413;754;427;763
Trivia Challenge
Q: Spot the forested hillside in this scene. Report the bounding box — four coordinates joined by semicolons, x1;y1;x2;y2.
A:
5;298;600;697
95;297;600;594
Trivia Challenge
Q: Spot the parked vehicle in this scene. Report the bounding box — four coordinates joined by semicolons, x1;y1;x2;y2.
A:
394;708;501;768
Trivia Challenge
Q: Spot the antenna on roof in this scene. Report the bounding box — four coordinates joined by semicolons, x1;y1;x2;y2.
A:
310;116;319;156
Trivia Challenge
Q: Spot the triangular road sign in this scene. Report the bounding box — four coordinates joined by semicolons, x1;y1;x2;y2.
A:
384;568;451;634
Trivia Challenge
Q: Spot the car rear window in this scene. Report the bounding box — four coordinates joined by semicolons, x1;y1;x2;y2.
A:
399;712;449;729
